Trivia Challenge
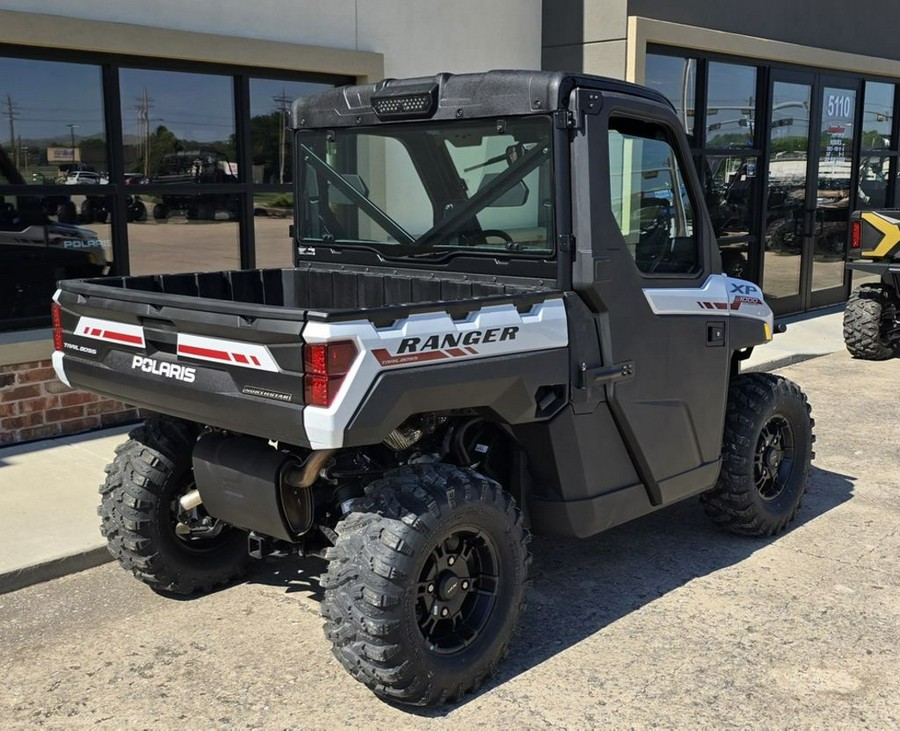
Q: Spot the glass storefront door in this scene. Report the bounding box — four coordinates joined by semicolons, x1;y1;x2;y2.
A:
763;77;811;309
763;71;859;312
811;84;857;300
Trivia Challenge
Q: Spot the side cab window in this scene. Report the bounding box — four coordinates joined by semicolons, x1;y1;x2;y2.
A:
607;117;700;276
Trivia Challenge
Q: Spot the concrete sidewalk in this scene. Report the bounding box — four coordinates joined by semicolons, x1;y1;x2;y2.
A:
0;426;130;593
0;307;849;594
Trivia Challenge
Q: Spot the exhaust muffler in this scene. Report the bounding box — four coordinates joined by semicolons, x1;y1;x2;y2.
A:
191;434;327;542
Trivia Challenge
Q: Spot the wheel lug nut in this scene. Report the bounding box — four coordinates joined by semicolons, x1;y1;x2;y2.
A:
448;556;456;566
461;580;469;590
427;583;434;593
441;607;449;617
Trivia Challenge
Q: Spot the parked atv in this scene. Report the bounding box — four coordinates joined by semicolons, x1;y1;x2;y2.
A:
844;209;900;358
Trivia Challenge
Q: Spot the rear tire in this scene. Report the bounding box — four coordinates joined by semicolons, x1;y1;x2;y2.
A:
99;416;250;595
320;463;530;706
843;284;896;360
702;373;814;537
79;199;95;224
55;201;77;224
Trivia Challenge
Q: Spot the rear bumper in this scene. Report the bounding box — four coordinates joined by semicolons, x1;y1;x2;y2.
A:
59;352;309;445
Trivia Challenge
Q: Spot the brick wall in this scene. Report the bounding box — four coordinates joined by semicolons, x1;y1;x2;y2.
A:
0;359;141;445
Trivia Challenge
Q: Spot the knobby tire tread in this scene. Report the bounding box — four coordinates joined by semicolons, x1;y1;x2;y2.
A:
702;373;814;537
320;463;530;706
843;284;896;360
99;416;249;594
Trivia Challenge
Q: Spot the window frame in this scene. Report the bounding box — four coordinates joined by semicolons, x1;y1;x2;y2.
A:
605;111;705;280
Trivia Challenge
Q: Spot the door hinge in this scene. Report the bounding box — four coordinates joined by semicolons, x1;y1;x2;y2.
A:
557;233;575;253
577;360;634;389
555;109;576;129
556;89;604;131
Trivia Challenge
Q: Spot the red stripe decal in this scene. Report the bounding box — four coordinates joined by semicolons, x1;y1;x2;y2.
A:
464;346;478;354
233;353;249;364
250;355;261;366
447;348;467;357
102;330;143;345
179;344;232;362
91;328;102;336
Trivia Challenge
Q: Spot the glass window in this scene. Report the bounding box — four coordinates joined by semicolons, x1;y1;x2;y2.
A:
0;194;114;328
0;57;106;185
857;153;891;209
127;193;241;275
254;192;293;268
704;155;758;279
705;155;758;238
119;68;236;182
249;79;335;185
608;118;699;275
706;62;757;148
645;53;696;136
297;117;553;258
861;81;894;150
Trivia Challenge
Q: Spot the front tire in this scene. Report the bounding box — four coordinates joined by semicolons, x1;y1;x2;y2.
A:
99;416;250;594
320;463;530;706
843;284;897;360
702;374;814;537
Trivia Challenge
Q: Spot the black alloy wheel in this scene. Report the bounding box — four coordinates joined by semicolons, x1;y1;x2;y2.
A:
753;415;795;501
416;528;499;654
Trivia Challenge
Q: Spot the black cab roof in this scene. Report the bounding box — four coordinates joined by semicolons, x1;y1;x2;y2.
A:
292;69;673;129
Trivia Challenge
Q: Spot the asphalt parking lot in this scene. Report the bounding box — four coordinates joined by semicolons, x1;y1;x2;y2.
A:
0;350;898;729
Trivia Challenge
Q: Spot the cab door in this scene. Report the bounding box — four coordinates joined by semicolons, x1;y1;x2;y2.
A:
571;91;732;505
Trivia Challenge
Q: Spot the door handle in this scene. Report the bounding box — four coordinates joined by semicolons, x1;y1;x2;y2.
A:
706;321;726;347
577;361;634;389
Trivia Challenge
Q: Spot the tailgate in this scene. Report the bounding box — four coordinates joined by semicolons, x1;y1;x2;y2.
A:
53;285;309;443
851;209;900;261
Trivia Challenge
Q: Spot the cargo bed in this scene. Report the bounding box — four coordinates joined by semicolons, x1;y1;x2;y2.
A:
53;263;558;445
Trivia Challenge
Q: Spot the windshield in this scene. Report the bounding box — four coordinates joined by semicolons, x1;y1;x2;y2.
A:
295;117;553;259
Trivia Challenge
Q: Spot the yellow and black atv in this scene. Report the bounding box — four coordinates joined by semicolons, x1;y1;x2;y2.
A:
844;210;900;359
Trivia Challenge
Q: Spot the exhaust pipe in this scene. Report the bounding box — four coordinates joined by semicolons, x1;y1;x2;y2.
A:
179;489;203;512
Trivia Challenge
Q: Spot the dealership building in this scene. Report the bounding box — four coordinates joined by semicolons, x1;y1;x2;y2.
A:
0;0;897;443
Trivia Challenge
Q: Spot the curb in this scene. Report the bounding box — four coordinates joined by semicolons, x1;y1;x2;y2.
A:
0;546;111;596
744;351;833;373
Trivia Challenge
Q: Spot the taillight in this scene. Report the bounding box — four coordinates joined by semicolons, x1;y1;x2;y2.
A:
51;302;64;351
851;220;861;249
303;340;358;407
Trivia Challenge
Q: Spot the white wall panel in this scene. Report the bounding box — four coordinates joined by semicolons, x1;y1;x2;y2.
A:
5;0;542;77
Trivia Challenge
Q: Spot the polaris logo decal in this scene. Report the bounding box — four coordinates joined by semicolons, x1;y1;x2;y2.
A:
371;326;519;367
62;239;103;249
131;355;196;383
